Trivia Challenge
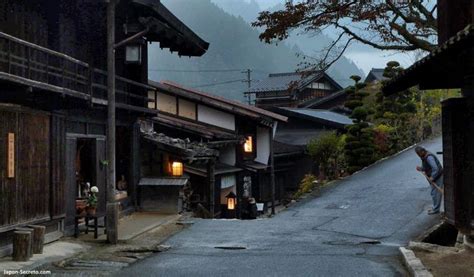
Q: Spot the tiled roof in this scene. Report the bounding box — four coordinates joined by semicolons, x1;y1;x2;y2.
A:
249;71;324;93
364;68;387;83
383;24;474;94
278;108;354;128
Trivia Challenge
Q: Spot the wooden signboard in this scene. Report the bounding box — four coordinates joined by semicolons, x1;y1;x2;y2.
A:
7;132;14;178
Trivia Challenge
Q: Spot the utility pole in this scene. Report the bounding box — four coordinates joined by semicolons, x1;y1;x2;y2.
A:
242;69;252;105
106;0;119;244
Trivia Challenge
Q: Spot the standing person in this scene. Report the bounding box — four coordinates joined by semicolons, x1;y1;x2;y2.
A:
415;146;444;215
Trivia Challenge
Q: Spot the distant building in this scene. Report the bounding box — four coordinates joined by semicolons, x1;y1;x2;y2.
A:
270;107;353;192
299;89;350;114
364;68;387;83
248;71;343;109
146;80;288;217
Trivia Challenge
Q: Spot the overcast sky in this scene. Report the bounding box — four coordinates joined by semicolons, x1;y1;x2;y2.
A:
238;0;421;73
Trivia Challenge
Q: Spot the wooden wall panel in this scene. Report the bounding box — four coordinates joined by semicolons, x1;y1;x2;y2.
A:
51;114;66;218
0;107;51;229
0;110;18;226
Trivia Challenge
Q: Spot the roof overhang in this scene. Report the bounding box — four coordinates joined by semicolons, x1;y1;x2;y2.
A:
383;25;474;95
131;0;209;56
150;80;288;123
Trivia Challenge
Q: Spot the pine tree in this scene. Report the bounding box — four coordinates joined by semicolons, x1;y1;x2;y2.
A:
344;75;375;173
374;61;418;150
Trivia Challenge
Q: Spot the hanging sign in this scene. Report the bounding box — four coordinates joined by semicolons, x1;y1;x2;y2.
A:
7;133;14;178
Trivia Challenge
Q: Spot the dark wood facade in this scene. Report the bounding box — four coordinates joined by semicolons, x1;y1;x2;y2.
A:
383;0;474;234
0;0;209;255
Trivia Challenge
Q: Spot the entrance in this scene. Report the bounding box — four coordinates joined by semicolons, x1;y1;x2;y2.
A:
65;135;106;231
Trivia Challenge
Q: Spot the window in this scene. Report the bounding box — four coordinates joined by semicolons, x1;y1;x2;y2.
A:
244;136;253;153
171;162;183;177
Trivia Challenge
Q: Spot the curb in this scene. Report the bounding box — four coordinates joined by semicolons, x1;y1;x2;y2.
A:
399;247;433;277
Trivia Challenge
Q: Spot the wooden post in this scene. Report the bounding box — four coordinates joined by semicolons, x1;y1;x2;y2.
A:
13;231;31;262
269;124;276;215
208;158;216;218
15;228;33;257
27;225;46;254
106;0;118;244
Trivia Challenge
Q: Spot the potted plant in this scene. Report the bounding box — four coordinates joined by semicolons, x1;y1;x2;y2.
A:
85;186;99;216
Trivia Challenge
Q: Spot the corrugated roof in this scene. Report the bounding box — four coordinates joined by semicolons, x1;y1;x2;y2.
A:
275;129;333;146
139;177;189;186
150;80;288;122
279;108;353;127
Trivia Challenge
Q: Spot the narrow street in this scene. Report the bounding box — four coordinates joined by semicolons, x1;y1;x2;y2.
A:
119;138;442;277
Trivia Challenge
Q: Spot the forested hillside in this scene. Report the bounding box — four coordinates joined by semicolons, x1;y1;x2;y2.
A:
149;0;363;101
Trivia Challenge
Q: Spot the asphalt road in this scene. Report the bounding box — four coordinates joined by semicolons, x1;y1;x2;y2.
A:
119;138;442;277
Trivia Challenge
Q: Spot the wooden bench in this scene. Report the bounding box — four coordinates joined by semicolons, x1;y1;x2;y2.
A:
74;213;106;239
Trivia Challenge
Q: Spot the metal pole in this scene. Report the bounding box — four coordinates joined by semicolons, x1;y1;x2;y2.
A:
106;0;119;244
242;69;252;105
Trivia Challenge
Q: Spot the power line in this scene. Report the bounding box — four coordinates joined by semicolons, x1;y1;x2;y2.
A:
193;79;245;88
149;68;244;73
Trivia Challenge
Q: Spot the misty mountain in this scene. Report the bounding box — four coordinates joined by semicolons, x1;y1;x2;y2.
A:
149;0;363;102
212;1;365;86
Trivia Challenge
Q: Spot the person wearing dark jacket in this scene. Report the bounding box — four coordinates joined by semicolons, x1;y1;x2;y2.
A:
415;146;444;215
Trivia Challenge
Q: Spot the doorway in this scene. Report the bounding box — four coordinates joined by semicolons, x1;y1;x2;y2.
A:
65;135;106;231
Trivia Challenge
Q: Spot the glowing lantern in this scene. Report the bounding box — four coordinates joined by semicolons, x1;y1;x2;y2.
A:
226;191;237;210
171;162;183;177
244;136;253;153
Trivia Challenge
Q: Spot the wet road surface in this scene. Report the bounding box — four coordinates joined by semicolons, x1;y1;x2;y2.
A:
119;138;442;277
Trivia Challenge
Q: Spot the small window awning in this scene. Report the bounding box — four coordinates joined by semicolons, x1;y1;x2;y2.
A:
185;162;243;177
131;0;209;56
242;161;269;172
138;177;188;186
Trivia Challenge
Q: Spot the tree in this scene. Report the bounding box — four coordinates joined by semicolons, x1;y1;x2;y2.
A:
344;75;375;173
253;1;437;69
307;131;345;180
374;61;419;149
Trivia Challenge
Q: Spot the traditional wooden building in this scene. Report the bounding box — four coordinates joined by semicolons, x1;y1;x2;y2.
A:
0;0;208;256
146;80;288;217
383;0;474;238
270;108;353;192
247;71;343;109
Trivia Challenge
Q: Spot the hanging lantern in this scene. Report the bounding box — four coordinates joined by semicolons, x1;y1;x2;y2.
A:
244;136;253;153
226;191;237;210
171;161;183;177
125;44;142;64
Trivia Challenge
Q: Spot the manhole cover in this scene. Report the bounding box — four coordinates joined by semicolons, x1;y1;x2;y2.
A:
214;246;247;250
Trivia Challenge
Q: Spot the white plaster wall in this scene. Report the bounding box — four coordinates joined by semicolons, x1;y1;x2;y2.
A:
256;126;270;165
197;104;235;131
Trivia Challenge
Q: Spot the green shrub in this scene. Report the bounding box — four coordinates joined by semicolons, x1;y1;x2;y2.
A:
293;174;318;199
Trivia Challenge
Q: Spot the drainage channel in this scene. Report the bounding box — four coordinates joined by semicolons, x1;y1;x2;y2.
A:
214;246;247;250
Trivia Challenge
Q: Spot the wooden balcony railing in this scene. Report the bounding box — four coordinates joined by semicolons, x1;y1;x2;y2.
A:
0;31;155;113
